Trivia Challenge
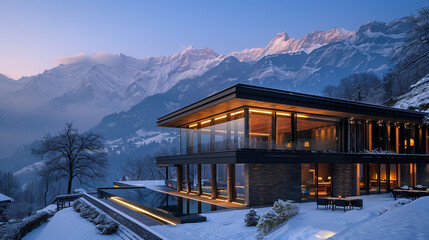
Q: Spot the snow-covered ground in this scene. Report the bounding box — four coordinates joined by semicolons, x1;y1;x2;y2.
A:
151;194;429;240
22;208;120;240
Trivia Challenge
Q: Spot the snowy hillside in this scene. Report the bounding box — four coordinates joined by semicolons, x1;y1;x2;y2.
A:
394;74;429;111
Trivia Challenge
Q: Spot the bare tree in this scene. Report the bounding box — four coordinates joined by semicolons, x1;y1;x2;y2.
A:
387;6;429;97
323;73;386;104
32;122;108;194
0;171;20;198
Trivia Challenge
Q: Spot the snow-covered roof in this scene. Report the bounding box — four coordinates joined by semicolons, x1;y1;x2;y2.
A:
0;193;14;202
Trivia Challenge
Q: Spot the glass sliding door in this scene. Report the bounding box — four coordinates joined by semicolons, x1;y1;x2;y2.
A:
301;163;317;200
216;164;228;198
359;163;369;195
189;164;198;193
201;164;211;195
390;164;399;188
369;163;379;193
235;164;245;201
317;163;332;198
380;164;388;193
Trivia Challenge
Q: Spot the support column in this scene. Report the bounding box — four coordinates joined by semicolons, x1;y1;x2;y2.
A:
227;164;235;202
226;113;231;150
176;165;183;192
244;108;250;149
291;114;297;149
211;164;218;199
165;167;169;180
210;118;215;152
271;111;276;149
197;164;202;195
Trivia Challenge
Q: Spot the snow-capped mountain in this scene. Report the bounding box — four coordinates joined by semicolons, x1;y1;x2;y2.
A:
0;16;414;184
394;74;429;111
230;28;355;62
0;74;31;97
0;47;222;158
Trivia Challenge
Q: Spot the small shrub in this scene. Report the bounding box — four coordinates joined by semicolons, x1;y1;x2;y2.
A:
72;198;118;235
256;200;299;239
96;221;119;235
244;209;260;226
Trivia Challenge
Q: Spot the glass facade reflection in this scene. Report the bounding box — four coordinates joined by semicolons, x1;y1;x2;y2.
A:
235;164;245;201
297;115;340;151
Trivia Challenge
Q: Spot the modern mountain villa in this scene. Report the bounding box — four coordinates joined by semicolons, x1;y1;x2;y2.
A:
156;84;429;206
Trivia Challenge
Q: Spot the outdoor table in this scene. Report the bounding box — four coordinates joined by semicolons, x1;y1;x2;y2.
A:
392;189;429;200
324;197;355;211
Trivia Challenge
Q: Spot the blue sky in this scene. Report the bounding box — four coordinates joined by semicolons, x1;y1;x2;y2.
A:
0;0;427;79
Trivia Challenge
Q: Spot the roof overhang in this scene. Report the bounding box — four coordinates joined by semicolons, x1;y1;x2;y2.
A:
157;150;429;165
157;84;428;128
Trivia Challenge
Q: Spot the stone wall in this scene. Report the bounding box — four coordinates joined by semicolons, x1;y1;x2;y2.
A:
332;163;357;197
244;163;301;206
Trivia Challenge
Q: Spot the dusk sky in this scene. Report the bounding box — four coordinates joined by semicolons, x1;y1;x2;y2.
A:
0;0;427;79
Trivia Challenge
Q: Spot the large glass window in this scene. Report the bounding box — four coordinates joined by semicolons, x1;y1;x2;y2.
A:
230;113;245;150
301;163;317;200
369;163;379;193
249;110;272;149
317;163;332;198
297;115;340;151
390;164;398;188
235;164;245;201
359;163;368;195
276;113;292;150
380;164;388;193
189;164;198;193
213;118;227;151
201;164;211;195
216;164;228;198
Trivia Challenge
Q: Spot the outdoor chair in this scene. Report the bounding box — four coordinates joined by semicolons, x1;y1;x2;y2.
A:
408;191;418;200
334;199;348;212
349;199;363;210
400;191;410;199
317;198;329;210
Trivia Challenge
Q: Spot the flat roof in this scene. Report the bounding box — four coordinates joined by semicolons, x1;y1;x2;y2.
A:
157;84;428;127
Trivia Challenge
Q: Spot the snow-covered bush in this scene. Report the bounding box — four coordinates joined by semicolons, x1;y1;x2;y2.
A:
378;198;412;215
244;209;260;226
96;220;119;235
0;211;50;240
256;200;299;239
72;199;118;235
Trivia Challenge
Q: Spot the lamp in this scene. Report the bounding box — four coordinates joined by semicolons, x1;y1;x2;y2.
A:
318;177;323;182
327;176;331;180
286;143;292;149
304;141;310;148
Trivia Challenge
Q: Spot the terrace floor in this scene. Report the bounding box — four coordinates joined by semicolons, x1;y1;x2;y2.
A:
149;194;429;240
114;180;244;209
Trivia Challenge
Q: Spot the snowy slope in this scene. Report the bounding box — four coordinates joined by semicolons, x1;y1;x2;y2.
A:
230;28;355;62
394;74;429;111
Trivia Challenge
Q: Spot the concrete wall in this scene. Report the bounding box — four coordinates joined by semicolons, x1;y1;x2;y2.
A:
244;163;301;206
332;163;357;197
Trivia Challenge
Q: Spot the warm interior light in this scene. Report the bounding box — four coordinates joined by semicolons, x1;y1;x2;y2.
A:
249;133;270;136
231;110;244;116
110;197;177;225
201;119;211;125
215;115;227;120
286;143;292;148
250;109;272;114
189;123;197;128
215;130;227;133
327;176;331;180
318;177;323;181
304;141;310;148
404;138;415;147
297;114;308;118
276;112;291;116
